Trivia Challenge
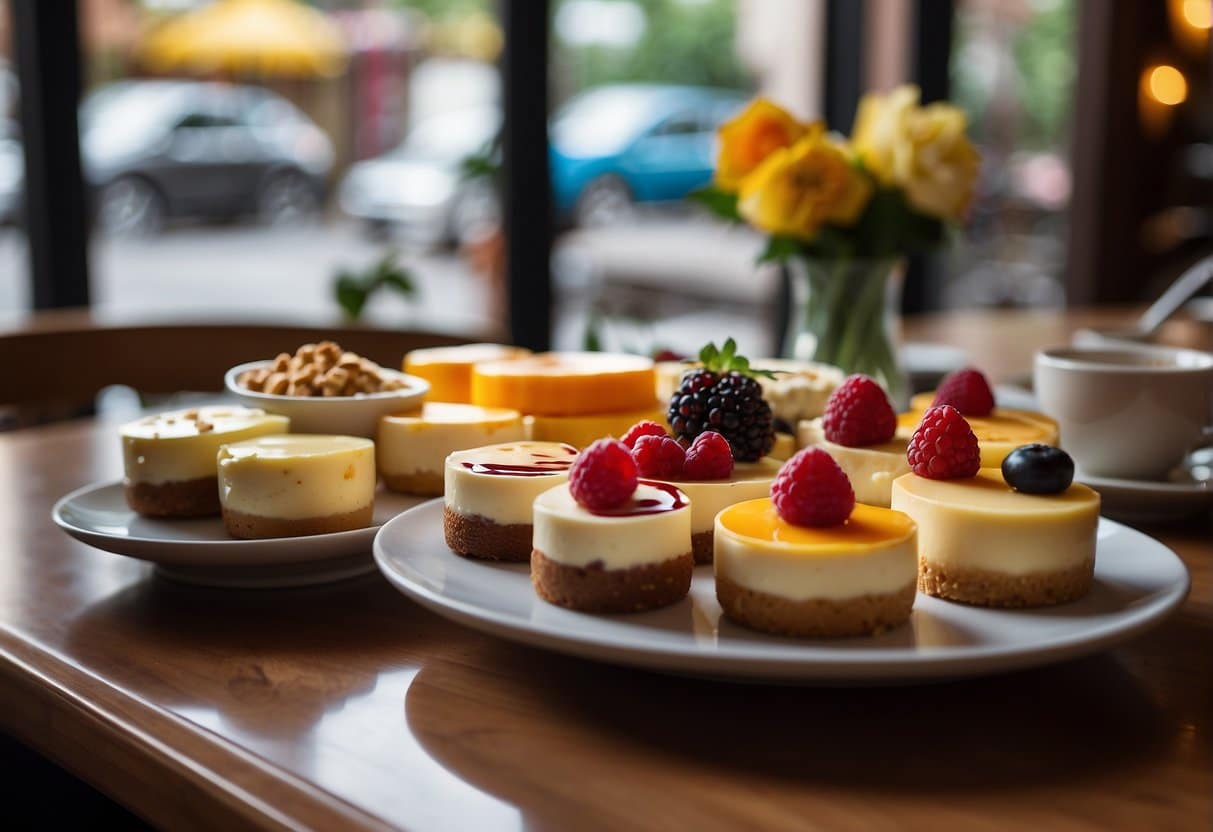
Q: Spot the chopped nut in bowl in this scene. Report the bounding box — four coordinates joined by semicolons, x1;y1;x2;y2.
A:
225;342;427;438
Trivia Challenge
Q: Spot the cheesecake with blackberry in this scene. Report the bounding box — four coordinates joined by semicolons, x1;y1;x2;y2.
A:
121;406;289;517
532;439;693;613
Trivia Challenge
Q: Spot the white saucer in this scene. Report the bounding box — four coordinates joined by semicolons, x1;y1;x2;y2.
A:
54;481;426;588
1075;462;1212;525
374;500;1190;685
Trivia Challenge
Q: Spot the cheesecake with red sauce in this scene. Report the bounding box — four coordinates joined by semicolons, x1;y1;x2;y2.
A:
532;479;693;613
443;441;577;561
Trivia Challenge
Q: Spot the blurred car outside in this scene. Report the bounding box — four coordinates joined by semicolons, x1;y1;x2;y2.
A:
82;80;334;235
338;83;747;247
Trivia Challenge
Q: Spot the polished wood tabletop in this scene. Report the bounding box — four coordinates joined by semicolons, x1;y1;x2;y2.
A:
2;309;1210;830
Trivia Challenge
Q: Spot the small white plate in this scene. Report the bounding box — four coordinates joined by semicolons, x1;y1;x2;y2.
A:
374;500;1189;684
54;481;426;588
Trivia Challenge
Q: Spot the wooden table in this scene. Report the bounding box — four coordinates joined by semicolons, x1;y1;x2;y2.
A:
2;310;1210;830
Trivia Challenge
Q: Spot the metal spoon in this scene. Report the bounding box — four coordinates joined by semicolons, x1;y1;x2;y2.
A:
1072;254;1213;347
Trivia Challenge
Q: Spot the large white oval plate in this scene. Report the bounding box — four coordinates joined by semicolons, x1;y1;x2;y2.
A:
55;481;426;587
374;499;1190;684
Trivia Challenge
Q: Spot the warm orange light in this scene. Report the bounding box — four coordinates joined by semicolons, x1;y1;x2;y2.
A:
1182;0;1212;29
1145;65;1188;106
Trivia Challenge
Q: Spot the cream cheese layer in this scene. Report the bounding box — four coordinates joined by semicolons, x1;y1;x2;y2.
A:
714;499;918;602
218;435;375;519
444;441;576;525
798;418;909;508
122;406;289;485
532;482;691;569
662;458;781;534
890;469;1099;575
378;403;525;477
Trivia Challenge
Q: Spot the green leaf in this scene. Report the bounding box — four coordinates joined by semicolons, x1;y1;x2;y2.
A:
756;235;804;264
687;186;741;222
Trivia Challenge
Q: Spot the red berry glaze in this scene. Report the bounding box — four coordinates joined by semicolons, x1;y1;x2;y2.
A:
932;367;995;417
569;438;638;510
821;374;897;446
907;405;981;480
770;447;855;527
620;420;668;450
681;431;734;480
632;435;686;479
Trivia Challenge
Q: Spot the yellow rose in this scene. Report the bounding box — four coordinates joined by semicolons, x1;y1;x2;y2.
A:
715;98;820;193
737;133;873;241
852;85;980;220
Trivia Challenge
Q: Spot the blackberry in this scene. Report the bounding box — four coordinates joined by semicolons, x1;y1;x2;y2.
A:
666;339;775;462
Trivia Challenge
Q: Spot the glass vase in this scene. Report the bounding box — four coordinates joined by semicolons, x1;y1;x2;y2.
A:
782;256;909;408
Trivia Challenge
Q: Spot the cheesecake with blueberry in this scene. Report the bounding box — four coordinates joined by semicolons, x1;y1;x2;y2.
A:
122;406;289;518
897;367;1059;468
797;374;908;508
714;447;918;637
623;420;781;564
891;418;1099;608
532;438;693;613
443;441;577;561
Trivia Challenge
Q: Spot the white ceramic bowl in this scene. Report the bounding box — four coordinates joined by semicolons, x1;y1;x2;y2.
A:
224;360;428;438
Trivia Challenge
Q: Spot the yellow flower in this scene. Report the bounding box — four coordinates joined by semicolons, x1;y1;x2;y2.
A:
852;84;980;220
714;98;820;192
737;133;873;241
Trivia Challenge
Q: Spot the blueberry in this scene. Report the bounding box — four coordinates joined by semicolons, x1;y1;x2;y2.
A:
1001;444;1075;494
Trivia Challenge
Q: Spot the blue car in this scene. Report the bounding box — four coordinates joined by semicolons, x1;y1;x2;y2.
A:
551;84;748;227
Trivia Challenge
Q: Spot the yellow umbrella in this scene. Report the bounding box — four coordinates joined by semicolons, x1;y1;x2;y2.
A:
141;0;348;79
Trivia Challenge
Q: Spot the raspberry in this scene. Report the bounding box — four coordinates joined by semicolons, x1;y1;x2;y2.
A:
907;405;981;479
681;431;734;480
932;367;995;417
569;438;638;510
632;435;686;479
770;447;855;527
821;374;897;446
620;420;668;450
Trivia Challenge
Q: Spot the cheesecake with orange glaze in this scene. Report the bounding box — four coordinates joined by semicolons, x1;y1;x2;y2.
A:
891;468;1099;607
403;343;530;403
714;499;918;637
898;392;1059;469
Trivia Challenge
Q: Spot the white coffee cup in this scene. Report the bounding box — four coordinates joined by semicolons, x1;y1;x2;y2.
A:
1034;345;1213;480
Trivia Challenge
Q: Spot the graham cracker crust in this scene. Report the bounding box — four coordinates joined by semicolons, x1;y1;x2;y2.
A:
381;469;444;497
918;556;1094;608
221;504;373;539
125;476;220;518
691;530;714;565
532;548;693;613
716;574;916;637
443;506;533;562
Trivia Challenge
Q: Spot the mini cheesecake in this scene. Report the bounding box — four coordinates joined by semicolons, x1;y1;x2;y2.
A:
797;418;908;508
121;406;289;518
656;358;843;424
527;403;667;449
378;403;525;496
403;343;530;403
715;498;918;637
444;441;577;561
654;458;781;564
532;481;693;613
890;468;1100;607
218;435;375;539
898;393;1060;469
472;352;656;417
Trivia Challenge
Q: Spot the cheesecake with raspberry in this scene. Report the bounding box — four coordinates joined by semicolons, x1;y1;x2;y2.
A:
218;435;375;539
714;448;918;637
891;421;1099;608
121;406;289;517
532;439;693;613
625;423;780;564
797;374;908;507
898;368;1059;468
378;402;525;496
444;441;577;561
